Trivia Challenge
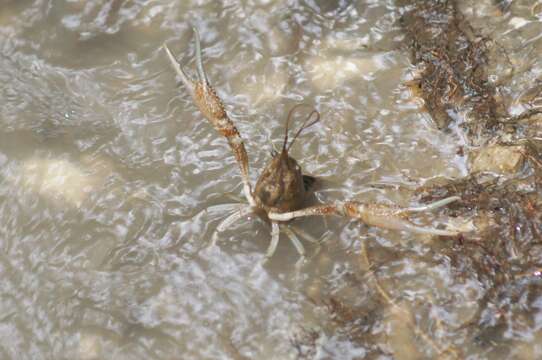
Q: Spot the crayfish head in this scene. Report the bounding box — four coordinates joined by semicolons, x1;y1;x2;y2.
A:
254;151;306;214
253;104;320;215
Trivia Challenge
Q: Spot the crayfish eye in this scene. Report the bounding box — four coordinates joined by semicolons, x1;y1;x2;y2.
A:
270;149;278;157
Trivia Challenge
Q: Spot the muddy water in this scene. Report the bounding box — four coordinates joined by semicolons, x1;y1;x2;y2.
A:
0;0;540;359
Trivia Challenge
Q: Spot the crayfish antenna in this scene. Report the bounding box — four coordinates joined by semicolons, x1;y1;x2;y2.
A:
282;104;320;155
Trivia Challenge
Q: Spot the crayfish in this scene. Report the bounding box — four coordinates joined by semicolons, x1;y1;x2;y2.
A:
163;28;459;265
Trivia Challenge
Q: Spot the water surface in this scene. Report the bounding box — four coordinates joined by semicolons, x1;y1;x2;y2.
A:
1;0;541;359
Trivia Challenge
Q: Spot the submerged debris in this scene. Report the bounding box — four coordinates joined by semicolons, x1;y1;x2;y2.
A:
398;0;505;141
409;47;542;352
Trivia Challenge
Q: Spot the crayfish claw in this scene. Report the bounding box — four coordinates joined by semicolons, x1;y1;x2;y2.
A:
192;27;209;85
162;43;195;96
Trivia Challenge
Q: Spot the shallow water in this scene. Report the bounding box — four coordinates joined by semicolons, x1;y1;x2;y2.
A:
0;0;541;359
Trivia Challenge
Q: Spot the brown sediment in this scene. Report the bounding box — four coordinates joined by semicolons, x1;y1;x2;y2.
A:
398;0;505;142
